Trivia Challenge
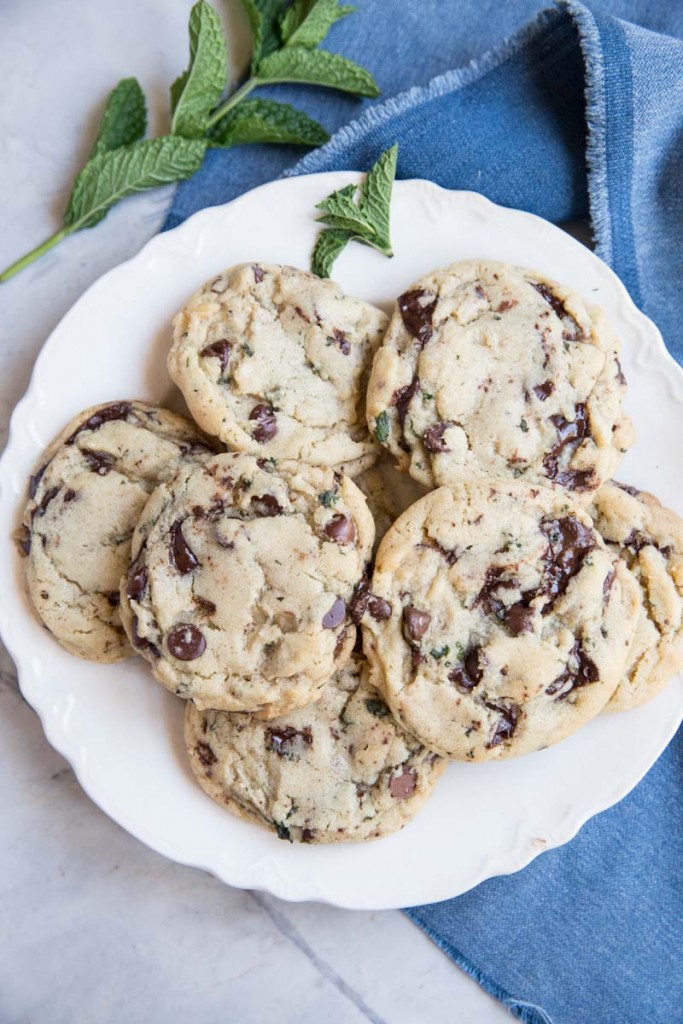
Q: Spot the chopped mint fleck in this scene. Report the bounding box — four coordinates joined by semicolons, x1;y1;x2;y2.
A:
520;418;529;432
430;644;450;660
365;698;390;718
318;490;339;508
374;410;390;444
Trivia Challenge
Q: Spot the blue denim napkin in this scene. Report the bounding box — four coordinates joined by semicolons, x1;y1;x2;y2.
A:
165;3;683;1020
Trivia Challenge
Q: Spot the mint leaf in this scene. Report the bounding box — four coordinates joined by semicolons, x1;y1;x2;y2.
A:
373;410;390;444
316;143;397;254
64;136;207;230
171;1;228;138
209;98;328;147
281;0;355;50
311;145;397;277
90;78;146;159
311;228;349;277
240;0;282;72
257;47;379;97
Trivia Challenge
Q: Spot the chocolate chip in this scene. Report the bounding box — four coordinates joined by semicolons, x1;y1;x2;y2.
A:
422;422;450;453
332;328;350;355
365;698;390;718
496;298;518;313
541;516;596;608
603;567;616;601
200;340;231;374
294;305;310;323
169;520;200;574
333;629;348;659
349;579;370;624
28;463;48;500
63;489;78;503
34;486;60;519
193;595;217;615
449;647;484;692
166;623;206;661
252;265;264;283
106;591;120;607
486;701;520;747
545;639;599;699
410;647;425;671
533;380;554;401
368;596;392;621
615;358;627;386
250;494;282;517
195;742;217;767
127;563;148;600
249;404;277;443
301;828;315;842
17;526;31;556
403;606;431;643
505;602;535;635
398;289;437;346
131;614;160;658
83;450;115;475
322;597;346;629
543;404;592;487
392;375;420;453
66;402;132;445
267;725;313;758
325;514;356;544
389;767;416;799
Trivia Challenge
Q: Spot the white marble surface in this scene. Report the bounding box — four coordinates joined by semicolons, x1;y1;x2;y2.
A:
0;2;509;1022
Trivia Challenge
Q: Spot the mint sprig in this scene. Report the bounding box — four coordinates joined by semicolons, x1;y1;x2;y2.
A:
311;144;398;278
1;0;379;285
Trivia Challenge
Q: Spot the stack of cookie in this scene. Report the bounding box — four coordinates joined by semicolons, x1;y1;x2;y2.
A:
19;260;683;844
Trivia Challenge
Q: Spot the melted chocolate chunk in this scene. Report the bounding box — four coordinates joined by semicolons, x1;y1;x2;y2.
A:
194;595;217;615
294;305;310;323
349;578;370;624
131;614;160;658
392;375;419;453
17;526;31;556
545;639;599;699
603;567;616;601
34;486;60;519
533;380;554;401
66;402;132;445
423;422;450;453
166;623;206;661
616;481;641;498
333;629;348;659
195;742;217;767
398;289;437;346
541;516;596;608
250;494;283;517
368;596;392;620
83;450;115;475
476;567;519;622
410;647;425;671
543;404;593;488
249;404;277;443
301;828;315;842
389;767;417;799
531;281;583;339
332;328;350;355
63;489;77;503
267;725;313;758
624;530;649;554
423;538;459;565
505;601;535;635
169;520;200;574
449;647;484;692
127;563;148;600
403;606;431;643
200;340;232;374
496;298;518;313
252;265;264;283
106;591;120;607
28;464;48;500
325;514;356;545
485;700;520;747
615;358;627;386
322;597;346;629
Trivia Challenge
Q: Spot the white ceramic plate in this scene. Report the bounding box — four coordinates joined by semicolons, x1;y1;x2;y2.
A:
2;174;682;911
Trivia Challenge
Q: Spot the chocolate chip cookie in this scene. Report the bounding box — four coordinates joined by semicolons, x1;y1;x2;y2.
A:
361;479;640;760
366;261;632;497
184;654;446;843
589;481;683;711
120;453;374;715
168;263;388;475
20;401;215;663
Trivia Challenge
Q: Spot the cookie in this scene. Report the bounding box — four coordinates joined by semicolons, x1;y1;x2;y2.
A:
589;481;683;711
120;453;374;715
184;654;446;843
361;479;640;761
20;401;215;663
366;260;632;497
168;263;388;475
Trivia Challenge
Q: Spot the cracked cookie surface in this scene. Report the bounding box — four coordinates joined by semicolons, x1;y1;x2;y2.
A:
21;401;215;663
120;453;374;715
184;654;446;843
168;263;388;475
361;479;640;760
366;260;632;497
589;481;683;711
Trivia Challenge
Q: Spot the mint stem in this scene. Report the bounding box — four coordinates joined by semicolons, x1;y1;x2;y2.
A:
205;78;258;128
0;227;72;284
